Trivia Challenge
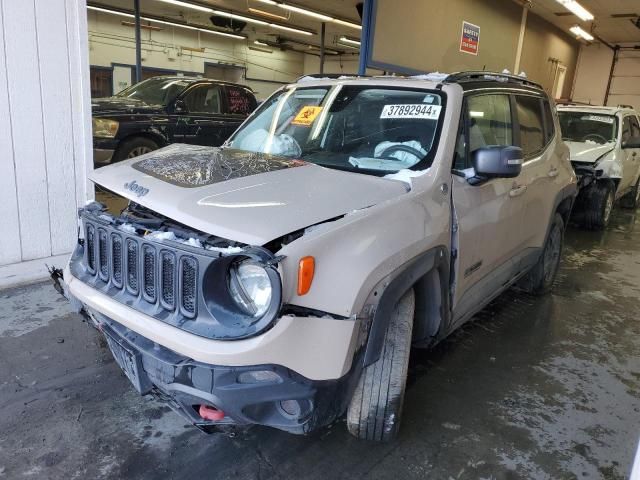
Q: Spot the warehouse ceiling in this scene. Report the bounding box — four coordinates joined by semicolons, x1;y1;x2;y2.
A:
529;0;640;45
89;0;363;53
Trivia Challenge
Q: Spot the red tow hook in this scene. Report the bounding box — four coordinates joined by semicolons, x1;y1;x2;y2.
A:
198;404;225;421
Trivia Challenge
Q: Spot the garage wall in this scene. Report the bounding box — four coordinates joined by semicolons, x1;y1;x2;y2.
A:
572;43;615;105
368;0;579;95
0;0;93;287
88;11;305;99
607;48;640;111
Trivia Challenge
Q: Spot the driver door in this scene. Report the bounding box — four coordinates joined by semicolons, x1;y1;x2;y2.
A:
451;93;528;325
621;115;640;193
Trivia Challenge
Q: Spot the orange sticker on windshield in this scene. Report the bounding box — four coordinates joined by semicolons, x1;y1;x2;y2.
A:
292;106;323;126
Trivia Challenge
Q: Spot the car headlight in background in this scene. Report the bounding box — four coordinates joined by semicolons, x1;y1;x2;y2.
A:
92;118;119;138
228;260;273;318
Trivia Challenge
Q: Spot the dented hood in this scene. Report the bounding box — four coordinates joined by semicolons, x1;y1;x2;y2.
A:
565;141;614;164
91;144;407;245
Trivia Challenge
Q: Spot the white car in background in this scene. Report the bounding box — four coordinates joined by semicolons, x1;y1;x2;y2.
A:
557;105;640;229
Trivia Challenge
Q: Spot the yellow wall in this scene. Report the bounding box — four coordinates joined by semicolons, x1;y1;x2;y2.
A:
370;0;579;95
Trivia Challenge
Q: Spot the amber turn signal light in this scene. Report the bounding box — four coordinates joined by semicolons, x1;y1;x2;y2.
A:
297;256;315;296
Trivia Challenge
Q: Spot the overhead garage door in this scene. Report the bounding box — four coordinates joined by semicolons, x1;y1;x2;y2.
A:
607;50;640;111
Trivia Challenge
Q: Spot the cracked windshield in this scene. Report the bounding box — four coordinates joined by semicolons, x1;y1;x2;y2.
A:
228;85;444;174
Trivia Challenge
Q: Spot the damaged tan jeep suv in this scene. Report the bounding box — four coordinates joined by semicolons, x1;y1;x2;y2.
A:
59;72;576;441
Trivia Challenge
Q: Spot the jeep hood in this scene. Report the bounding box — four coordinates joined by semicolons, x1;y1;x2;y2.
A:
565;141;614;164
90;144;407;245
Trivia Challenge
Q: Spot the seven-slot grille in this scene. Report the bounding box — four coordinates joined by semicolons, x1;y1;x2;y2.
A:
83;221;198;319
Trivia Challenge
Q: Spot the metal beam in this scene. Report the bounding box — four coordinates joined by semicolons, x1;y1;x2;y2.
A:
604;45;619;106
358;0;373;76
319;22;326;74
134;0;142;83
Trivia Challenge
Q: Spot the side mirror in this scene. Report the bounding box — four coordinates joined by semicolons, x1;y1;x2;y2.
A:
470;146;523;184
622;137;640;149
173;99;187;114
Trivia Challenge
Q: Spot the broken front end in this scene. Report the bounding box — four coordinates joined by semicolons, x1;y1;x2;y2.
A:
60;201;363;434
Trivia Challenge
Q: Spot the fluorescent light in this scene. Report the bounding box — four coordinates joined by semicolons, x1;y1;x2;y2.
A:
212;9;313;35
332;18;362;30
555;0;594;21
87;5;245;40
254;40;269;46
339;36;360;46
248;7;289;21
570;25;594;41
87;5;134;18
154;0;213;13
279;4;334;21
338;42;359;50
256;0;361;29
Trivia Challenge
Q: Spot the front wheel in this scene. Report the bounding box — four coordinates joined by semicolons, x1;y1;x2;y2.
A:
113;137;159;162
518;213;565;295
580;182;614;230
347;289;414;442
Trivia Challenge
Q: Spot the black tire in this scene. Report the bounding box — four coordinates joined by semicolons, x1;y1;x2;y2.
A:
347;289;414;442
580;181;614;230
620;177;640;210
518;213;564;295
113;137;159;162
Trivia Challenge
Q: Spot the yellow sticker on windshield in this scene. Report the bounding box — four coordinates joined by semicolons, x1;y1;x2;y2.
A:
292;106;323;126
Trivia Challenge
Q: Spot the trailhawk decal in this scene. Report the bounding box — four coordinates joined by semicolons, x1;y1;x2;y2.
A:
132;145;305;188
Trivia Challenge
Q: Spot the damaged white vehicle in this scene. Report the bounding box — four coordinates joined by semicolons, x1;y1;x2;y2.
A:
558;105;640;229
57;73;576;441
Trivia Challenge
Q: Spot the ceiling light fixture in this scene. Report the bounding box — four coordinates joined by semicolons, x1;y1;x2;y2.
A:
87;5;245;39
255;0;361;30
154;0;213;13
212;9;314;35
570;25;594;41
555;0;594;21
338;36;360;46
247;7;289;21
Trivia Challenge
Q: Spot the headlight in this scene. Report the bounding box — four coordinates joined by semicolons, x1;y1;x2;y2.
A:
228;260;272;317
92;118;119;138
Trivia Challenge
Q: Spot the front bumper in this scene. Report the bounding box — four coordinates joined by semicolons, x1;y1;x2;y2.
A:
85;308;360;434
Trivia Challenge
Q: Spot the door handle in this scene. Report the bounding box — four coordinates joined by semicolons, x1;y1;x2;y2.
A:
548;167;559;178
509;184;528;197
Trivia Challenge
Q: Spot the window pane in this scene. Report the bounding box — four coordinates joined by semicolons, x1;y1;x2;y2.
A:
185;85;221;114
516;96;545;157
226;86;256;115
467;94;513;153
629;116;640;138
543;101;555;143
622;117;632;143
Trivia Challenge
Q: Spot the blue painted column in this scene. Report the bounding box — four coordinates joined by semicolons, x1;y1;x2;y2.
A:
358;0;374;75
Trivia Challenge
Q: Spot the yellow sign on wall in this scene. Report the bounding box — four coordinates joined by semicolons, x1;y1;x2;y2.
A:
292;106;323;126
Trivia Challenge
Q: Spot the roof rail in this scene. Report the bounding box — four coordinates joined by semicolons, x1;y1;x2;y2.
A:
295;73;369;82
556;100;593;106
444;71;543;89
617;104;635;109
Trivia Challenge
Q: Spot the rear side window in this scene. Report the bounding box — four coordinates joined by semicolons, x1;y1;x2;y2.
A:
543;101;555;143
515;96;545;158
226;86;257;115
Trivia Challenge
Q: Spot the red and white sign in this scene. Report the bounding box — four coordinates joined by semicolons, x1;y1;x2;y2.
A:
460;21;480;55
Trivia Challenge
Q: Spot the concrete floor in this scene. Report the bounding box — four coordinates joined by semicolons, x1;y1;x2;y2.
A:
1;208;640;480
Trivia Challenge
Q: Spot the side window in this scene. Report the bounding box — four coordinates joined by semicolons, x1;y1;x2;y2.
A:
226;86;257;115
466;94;513;154
543;100;555;143
515;95;545;158
629;116;640;139
621;116;632;143
183;84;222;114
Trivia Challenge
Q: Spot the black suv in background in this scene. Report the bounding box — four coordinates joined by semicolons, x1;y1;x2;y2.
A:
92;76;257;165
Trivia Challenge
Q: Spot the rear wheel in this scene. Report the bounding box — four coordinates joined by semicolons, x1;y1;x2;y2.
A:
113;137;159;162
620;177;640;210
580;182;614;230
347;289;414;442
518;213;564;295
